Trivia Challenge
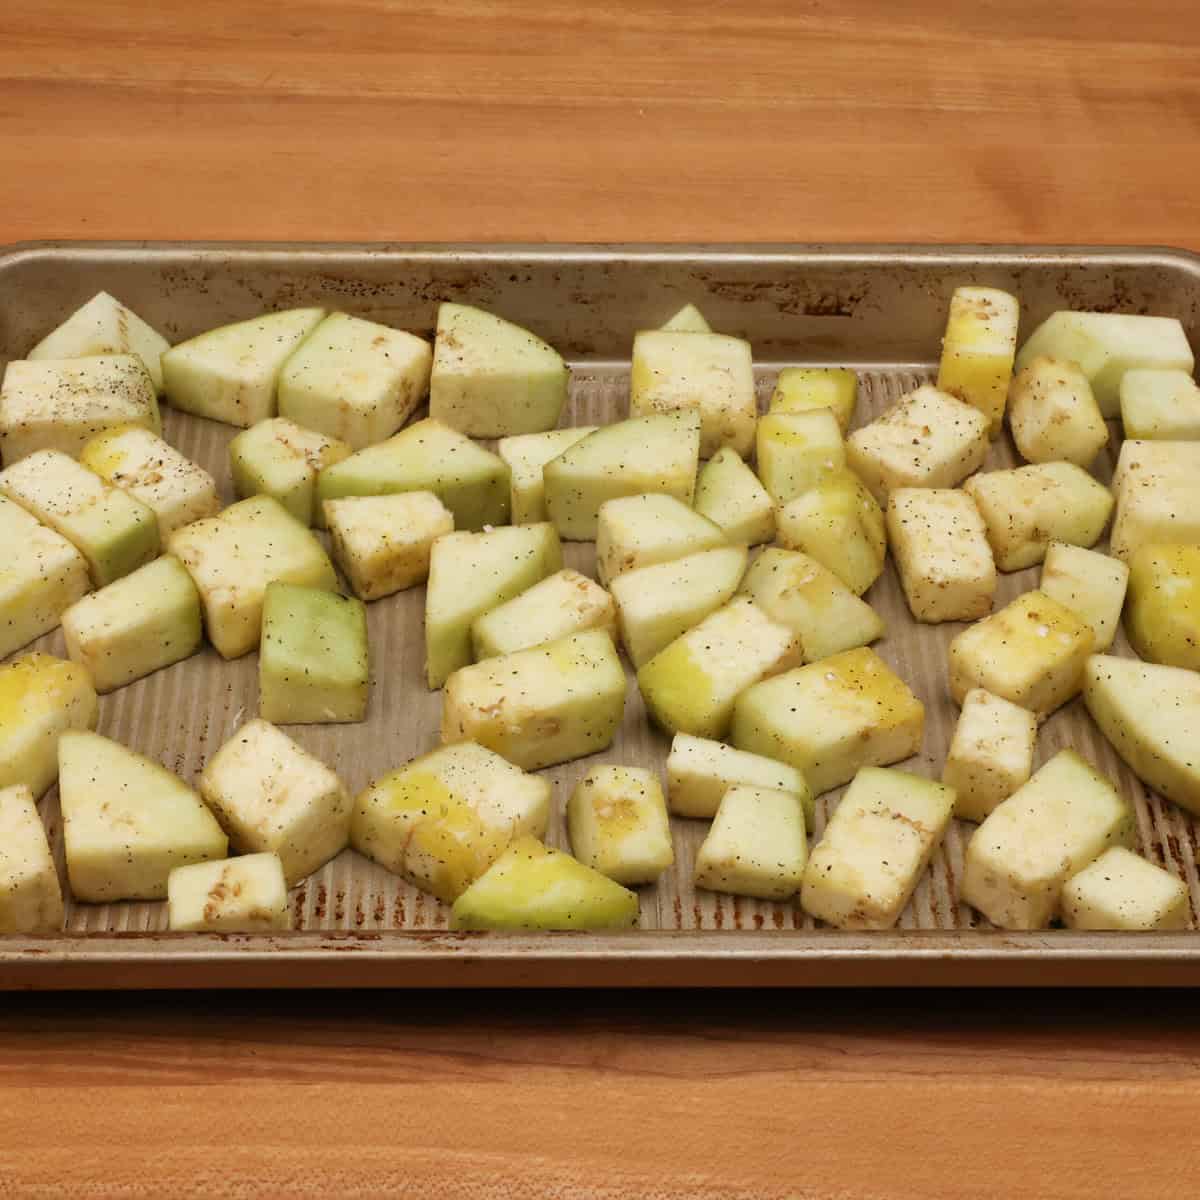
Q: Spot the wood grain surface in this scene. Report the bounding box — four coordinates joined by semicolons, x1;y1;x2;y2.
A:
1;990;1198;1198
3;2;1200;1196
1;0;1199;248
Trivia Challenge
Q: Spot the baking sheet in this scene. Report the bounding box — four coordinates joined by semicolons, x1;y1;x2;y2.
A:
3;243;1199;987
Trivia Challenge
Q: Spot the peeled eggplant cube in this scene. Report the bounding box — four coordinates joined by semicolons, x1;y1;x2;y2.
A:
756;409;845;506
167;853;291;932
425;523;562;688
694;785;808;901
168;496;336;660
0;653;98;798
315;417;510;531
259;583;369;724
1039;542;1128;653
61;555;202;693
278;312;432;449
1008;356;1108;467
941;688;1037;824
596;493;725;586
543;411;701;540
162;307;326;428
28;290;171;393
637;597;802;740
0;784;64;933
0;494;90;660
324;491;454;602
739;547;883;663
801;767;954;929
430;303;568;438
846;385;989;505
1015;310;1194;418
352;741;551;902
0;355;159;465
567;765;674;886
630;330;756;458
497;426;598;525
471;567;616;659
731;647;925;797
948;589;1093;719
775;470;886;596
610;544;748;669
230;417;350;526
441;630;626;771
886;487;996;623
935;286;1019;435
200;719;351;885
59;730;228;902
964;462;1113;572
1119;368;1200;440
769;367;857;432
450;836;639;931
0;449;159;587
1062;846;1188;932
1109;441;1200;561
80;425;219;538
693;447;775;546
1111;438;1200;500
1126;543;1200;669
1085;654;1200;817
665;732;812;822
660;303;711;333
962;749;1135;929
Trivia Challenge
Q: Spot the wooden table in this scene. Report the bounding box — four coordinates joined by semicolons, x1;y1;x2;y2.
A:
1;3;1198;1195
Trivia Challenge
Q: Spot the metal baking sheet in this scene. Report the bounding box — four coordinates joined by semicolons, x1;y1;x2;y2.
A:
3;242;1199;988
